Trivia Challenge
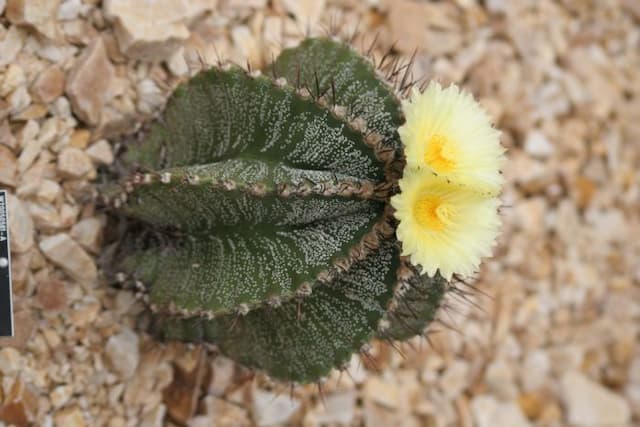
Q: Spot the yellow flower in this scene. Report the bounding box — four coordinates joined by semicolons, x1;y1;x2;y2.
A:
399;82;505;194
391;171;501;280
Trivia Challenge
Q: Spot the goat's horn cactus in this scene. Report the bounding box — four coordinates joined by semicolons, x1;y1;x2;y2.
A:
106;37;503;383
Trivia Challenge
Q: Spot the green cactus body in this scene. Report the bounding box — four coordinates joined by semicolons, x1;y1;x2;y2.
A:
108;38;446;383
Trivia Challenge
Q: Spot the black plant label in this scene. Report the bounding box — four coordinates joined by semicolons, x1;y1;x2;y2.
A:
0;190;13;337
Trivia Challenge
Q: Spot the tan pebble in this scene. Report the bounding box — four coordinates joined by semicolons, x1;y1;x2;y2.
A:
105;327;140;379
66;37;116;125
70;216;103;254
0;377;39;425
0;145;17;187
363;377;400;409
5;0;62;40
58;146;94;178
50;385;73;409
35;280;68;312
104;0;212;61
68;128;91;149
69;298;101;327
39;233;97;283
517;391;544;420
53;406;86;427
0;120;18;150
12;103;48;120
32;65;66;103
6;194;34;253
85;139;114;165
35;179;62;203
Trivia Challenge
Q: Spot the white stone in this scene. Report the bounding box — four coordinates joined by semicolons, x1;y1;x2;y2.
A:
524;130;554;158
0;347;23;375
0;26;26;67
50;385;73;408
521;350;550;391
484;359;518;400
57;0;81;20
0;0;6;15
58;147;94;178
70;216;103;254
7;193;34;253
561;371;631;426
5;0;61;40
311;391;356;425
39;233;97;283
280;0;325;25
66;37;115;125
439;359;470;399
252;389;300;427
85;139;114;165
104;0;214;61
471;396;531;427
105;328;140;379
35;179;62;203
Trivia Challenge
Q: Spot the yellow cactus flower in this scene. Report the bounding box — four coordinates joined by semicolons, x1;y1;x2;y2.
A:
390;171;501;280
399;82;506;194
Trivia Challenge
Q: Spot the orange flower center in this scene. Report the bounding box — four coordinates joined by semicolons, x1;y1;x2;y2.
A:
413;195;454;231
424;134;457;173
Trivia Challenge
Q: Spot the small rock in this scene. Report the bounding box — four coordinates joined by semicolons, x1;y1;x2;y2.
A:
209;356;235;395
164;347;207;424
363;377;399;409
68;129;91;149
85;139;114;165
140;405;166;427
561;371;631;426
521;350;550;391
57;146;94;179
35;179;62;203
0;120;18;150
517;392;545;420
5;0;61;40
7;194;34;253
35;279;68;312
439;359;470;399
70;216;103;253
53;406;86;427
50;385;73;408
252;389;301;427
524;130;554;159
308;390;356;425
105;328;140;379
471;396;531;427
0;347;22;375
0;145;17;187
0;64;25;97
485;359;518;400
136;79;165;115
57;0;82;20
0;26;27;68
31;65;65;103
66;37;116;125
280;0;325;26
104;0;212;61
0;377;39;426
69;298;101;327
39;233;97;283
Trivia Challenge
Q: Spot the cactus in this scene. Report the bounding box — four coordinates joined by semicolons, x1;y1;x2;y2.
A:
106;38;452;383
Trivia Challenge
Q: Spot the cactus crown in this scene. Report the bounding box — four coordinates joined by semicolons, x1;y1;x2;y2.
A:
107;38;448;383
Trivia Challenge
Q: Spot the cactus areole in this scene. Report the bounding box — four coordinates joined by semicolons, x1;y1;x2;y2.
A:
105;38;503;383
